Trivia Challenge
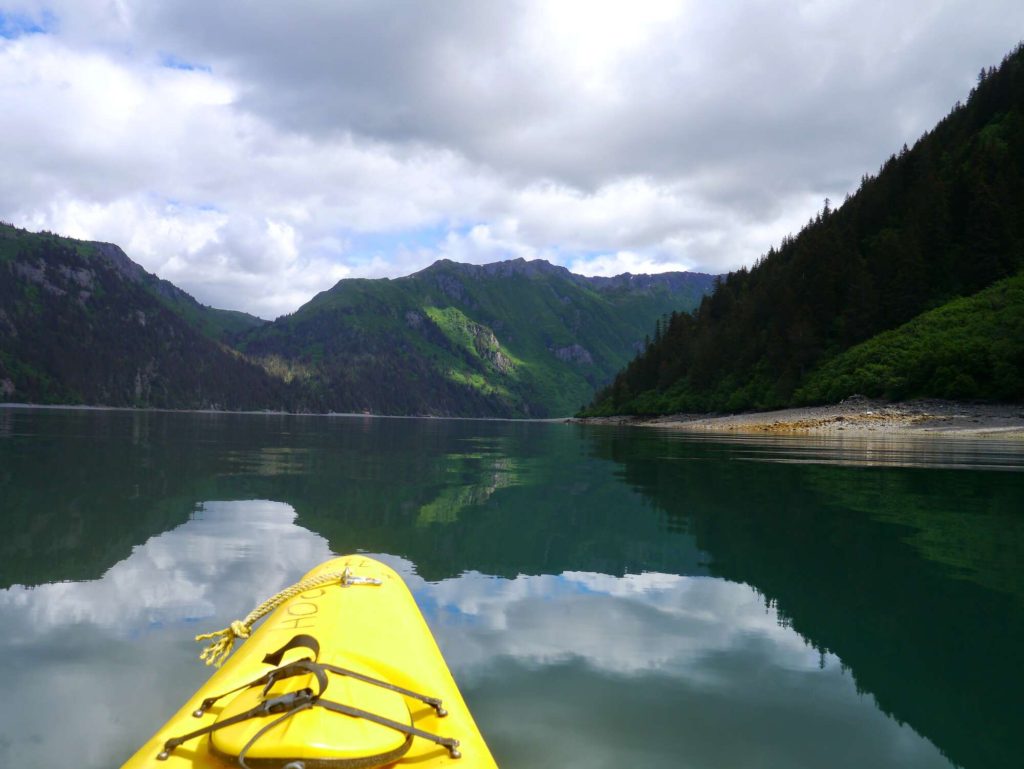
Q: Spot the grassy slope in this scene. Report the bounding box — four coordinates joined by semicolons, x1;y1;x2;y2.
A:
795;270;1024;403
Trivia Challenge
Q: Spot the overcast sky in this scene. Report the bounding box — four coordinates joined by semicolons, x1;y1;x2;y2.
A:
1;1;1022;318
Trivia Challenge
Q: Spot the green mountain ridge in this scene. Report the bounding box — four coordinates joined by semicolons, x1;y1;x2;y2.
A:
239;256;716;417
585;44;1024;416
0;223;715;415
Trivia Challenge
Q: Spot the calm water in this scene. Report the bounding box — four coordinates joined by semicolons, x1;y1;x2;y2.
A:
1;407;1022;769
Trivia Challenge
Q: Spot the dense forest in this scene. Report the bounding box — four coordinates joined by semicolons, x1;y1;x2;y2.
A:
584;44;1024;415
795;270;1024;403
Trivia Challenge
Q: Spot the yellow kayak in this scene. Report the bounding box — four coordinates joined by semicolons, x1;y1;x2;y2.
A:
122;555;498;768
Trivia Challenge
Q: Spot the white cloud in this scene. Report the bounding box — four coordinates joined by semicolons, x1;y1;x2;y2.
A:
2;1;1023;315
570;251;695;277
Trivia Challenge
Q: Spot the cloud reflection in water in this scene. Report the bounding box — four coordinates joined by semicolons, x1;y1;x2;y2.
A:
415;570;951;768
0;500;950;769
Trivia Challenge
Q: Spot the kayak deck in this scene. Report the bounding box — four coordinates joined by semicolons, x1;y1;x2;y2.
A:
122;555;497;768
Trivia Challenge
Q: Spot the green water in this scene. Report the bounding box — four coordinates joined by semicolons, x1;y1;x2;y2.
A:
1;407;1022;769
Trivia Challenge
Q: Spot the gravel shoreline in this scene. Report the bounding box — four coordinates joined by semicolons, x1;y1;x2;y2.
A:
572;397;1024;438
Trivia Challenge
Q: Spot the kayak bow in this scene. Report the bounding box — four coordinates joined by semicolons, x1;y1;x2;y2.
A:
122;555;497;768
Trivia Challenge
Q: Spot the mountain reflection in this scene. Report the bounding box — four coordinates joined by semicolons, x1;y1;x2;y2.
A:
583;426;1024;769
416;450;521;526
0;499;947;769
4;409;1021;768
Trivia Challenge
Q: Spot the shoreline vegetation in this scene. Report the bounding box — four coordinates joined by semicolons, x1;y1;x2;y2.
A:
571;396;1024;438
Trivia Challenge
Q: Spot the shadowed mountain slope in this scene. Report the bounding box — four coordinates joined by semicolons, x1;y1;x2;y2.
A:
0;224;284;409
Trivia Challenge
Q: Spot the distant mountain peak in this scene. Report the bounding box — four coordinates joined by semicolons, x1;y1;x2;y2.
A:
253;253;717;416
416;255;710;284
420;256;566;278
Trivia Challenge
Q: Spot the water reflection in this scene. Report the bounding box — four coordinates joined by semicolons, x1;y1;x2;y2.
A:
585;426;1024;769
656;430;1024;471
416;448;521;526
427;571;817;673
3;409;1023;769
0;501;331;768
0;499;949;769
0;501;332;637
419;569;950;769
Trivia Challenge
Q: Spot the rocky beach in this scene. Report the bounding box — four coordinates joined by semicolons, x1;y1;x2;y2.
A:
574;397;1024;438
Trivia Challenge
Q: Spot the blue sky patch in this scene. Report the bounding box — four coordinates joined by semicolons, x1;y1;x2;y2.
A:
159;51;211;72
161;197;221;214
344;223;452;258
0;9;56;39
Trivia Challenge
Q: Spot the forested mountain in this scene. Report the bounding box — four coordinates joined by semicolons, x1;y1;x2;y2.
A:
0;224;714;415
239;258;715;417
585;44;1024;416
795;270;1024;403
0;224;287;408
